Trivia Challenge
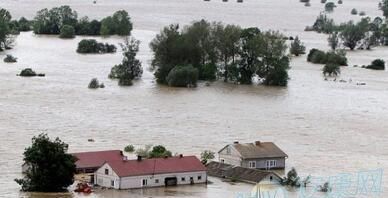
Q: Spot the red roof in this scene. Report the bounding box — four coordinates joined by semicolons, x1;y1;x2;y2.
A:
106;156;206;177
72;150;124;169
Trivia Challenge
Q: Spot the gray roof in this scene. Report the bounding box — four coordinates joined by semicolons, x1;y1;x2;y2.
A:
232;142;288;159
206;161;281;183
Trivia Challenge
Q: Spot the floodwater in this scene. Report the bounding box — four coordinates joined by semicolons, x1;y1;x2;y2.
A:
0;0;388;197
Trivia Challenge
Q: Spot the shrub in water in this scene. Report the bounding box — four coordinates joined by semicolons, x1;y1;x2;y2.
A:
325;2;336;12
323;63;341;76
19;68;37;77
124;145;135;152
59;25;75;38
166;65;198;87
290;36;306;56
307;49;347;66
359;11;366;16
351;8;358;15
77;39;116;54
88;78;100;89
4;55;17;63
366;59;385;70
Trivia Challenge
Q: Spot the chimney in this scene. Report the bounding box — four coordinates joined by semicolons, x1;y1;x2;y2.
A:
179;154;183;158
233;141;239;144
137;155;142;161
255;141;261;146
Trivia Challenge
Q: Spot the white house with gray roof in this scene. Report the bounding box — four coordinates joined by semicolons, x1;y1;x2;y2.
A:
218;141;288;170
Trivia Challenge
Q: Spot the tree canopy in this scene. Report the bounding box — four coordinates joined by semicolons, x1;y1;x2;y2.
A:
15;134;76;192
109;37;143;86
150;20;290;87
0;8;13;51
33;6;132;37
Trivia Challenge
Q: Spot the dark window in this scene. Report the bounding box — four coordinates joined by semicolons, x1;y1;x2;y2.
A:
198;176;202;180
105;168;109;175
155;179;159;183
142;179;148;186
111;180;114;186
270;176;273;181
181;177;185;182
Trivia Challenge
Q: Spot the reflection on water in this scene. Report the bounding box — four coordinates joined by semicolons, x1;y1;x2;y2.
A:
1;0;388;197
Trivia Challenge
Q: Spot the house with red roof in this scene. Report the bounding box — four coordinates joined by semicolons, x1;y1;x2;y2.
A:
72;150;125;173
94;155;207;189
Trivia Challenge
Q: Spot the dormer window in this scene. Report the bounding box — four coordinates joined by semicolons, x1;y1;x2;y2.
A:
105;168;109;175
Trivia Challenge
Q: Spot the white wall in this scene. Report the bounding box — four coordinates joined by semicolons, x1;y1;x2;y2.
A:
94;163;120;189
120;171;207;189
218;145;242;166
95;164;207;189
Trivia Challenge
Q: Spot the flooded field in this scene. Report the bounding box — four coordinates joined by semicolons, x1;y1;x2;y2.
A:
0;0;388;197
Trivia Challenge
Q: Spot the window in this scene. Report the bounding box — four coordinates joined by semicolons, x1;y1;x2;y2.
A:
198;176;202;180
111;180;114;187
142;179;148;186
266;160;277;169
248;161;256;168
155;179;159;184
270;176;273;181
181;177;186;182
105;168;109;175
226;147;231;154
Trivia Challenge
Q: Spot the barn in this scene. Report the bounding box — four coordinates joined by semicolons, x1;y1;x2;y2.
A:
94;155;207;189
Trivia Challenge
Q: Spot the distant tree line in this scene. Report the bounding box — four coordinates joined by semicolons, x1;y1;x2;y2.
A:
150;20;291;87
33;6;132;37
306;0;388;51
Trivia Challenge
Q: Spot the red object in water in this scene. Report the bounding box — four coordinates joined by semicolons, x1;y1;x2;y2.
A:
75;183;92;193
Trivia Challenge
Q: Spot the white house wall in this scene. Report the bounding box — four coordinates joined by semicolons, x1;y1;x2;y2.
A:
119;171;207;189
218;145;242;166
94;163;120;189
95;165;207;189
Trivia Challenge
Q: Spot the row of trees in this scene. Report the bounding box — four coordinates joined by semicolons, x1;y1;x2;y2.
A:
33;6;132;37
308;13;388;50
150;20;291;87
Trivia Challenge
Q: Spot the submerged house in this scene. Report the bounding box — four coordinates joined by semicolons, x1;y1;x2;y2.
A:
206;161;281;184
218;141;288;170
94;155;207;189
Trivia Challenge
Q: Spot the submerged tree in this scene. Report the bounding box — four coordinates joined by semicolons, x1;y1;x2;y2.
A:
328;32;340;50
379;0;388;19
109;37;143;86
290;36;306;56
15;134;76;192
200;150;215;164
0;8;14;51
323;63;341;76
339;21;367;50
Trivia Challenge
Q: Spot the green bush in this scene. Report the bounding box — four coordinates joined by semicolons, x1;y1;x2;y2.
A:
325;2;336;12
366;59;385;70
124;145;135;152
19;68;37;77
59;25;75;38
166;65;198;87
76;39;116;53
88;78;100;89
290;36;306;56
199;63;217;80
3;55;17;63
307;49;347;65
323;63;340;76
118;75;133;86
351;9;358;15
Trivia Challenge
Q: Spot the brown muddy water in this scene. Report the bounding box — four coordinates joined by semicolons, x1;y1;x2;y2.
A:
0;0;388;197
